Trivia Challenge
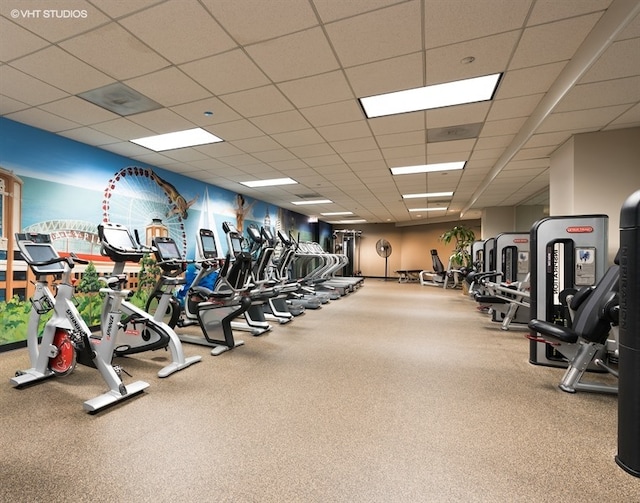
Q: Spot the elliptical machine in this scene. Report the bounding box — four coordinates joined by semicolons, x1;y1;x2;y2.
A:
11;232;149;413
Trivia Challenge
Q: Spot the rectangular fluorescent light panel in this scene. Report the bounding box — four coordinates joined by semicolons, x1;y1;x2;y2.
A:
241;178;297;188
291;199;332;205
408;207;447;212
360;73;502;118
328;219;367;224
131;128;223;151
321;211;353;216
402;191;454;199
391;161;465;176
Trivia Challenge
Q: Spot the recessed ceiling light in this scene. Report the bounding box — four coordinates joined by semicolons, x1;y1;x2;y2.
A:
391;161;465;175
327;219;367;224
408;207;447;212
321;211;354;216
359;73;501;119
241;177;297;188
402;191;454;199
131;128;223;151
291;199;332;205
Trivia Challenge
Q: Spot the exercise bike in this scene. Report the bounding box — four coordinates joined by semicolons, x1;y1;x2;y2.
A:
11;232;149;413
97;222;202;377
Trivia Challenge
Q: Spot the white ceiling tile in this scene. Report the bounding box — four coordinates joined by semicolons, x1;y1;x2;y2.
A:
221;85;294;118
427;139;476;155
205;119;264;141
170;97;241;126
204;0;318;45
555;76;640;113
369;113;425;135
487;94;544;121
474;135;515;150
606;103;640;129
580;38;640;83
119;0;236;64
8;0;110;42
377;130;425;148
180;49;270;95
0;96;26;116
246;27;339;82
249;110;311;134
426;102;490;129
526;0;611;26
91;117;155;140
98;140;151;157
232;136;281;153
303;154;344;167
0;17;48;61
11;46;113;94
509;14;601;70
497;62;566;99
345;52;424;98
341;149;385;163
481;117;528;137
40;96;119;124
127;108;194;134
325;2;422;67
299;99;364;127
278;71;354;108
253;149;297;163
425;31;520;85
88;0;166;18
60;22;169;80
332;137;378;154
0;66;68;105
313;0;402;23
6;107;79;131
424;0;530;48
125;67;210;107
290;143;336;158
271;129;325;148
538;104;632;133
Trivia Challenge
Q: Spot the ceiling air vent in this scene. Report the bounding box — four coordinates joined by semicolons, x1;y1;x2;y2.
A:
427;122;483;143
78;83;162;116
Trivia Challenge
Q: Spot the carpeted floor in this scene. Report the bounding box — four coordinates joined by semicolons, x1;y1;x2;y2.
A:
0;280;636;502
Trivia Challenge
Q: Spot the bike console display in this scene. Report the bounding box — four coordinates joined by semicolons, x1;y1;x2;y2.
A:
98;222;144;263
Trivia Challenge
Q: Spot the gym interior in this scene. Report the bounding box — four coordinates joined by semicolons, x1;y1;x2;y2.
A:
1;1;640;501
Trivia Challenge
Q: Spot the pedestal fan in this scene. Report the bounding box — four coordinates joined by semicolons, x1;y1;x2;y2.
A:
376;238;392;280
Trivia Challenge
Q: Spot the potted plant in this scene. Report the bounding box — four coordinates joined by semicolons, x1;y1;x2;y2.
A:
439;224;476;270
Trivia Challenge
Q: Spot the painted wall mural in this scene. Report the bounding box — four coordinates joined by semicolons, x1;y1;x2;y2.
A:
0;118;318;348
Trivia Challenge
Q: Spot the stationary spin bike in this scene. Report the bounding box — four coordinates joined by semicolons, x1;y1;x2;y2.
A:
11;232;149;413
98;222;201;377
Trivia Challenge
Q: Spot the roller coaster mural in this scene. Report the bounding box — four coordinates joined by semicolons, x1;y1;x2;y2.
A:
0;118;315;348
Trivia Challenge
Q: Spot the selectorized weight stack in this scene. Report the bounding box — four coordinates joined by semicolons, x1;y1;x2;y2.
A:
529;215;609;367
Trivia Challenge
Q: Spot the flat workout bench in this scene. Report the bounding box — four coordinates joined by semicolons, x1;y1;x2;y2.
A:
396;270;422;283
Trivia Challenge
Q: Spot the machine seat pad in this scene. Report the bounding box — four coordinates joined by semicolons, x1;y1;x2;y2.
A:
475;295;508;304
528;319;578;344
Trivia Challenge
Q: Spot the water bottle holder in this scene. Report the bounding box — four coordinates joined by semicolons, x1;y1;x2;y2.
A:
31;296;54;315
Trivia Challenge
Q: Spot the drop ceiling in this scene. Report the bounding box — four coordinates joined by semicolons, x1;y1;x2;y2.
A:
1;0;639;225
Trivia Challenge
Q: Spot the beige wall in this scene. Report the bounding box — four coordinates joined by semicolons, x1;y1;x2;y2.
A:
550;127;640;260
344;220;481;277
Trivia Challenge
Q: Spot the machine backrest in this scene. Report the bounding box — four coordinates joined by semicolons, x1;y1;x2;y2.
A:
572;263;620;344
431;249;445;274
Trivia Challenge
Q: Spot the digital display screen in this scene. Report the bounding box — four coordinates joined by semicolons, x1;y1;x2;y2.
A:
103;227;136;250
231;237;242;254
201;235;216;254
22;243;64;274
156;240;181;260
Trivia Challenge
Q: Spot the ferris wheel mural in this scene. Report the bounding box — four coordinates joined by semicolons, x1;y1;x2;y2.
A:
102;167;196;256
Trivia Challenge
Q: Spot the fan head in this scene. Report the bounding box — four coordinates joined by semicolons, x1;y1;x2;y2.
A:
376;238;392;258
